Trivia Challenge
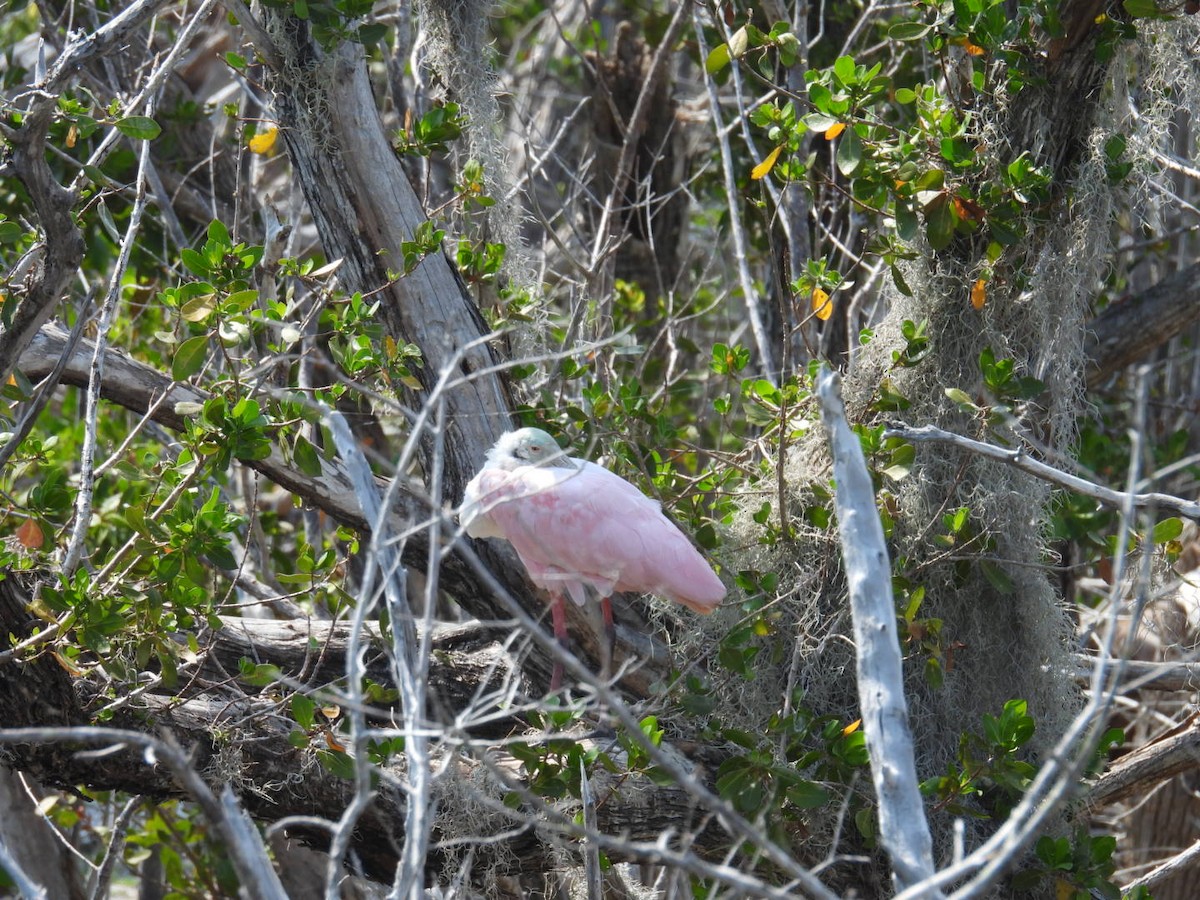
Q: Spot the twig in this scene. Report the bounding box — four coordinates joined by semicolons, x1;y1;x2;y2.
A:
63;100;156;575
1123;835;1200;894
884;424;1200;522
692;6;777;381
816;369;939;894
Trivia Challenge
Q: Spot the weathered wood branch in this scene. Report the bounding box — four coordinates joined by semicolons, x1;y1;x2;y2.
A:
0;575;723;883
1085;261;1200;388
259;12;514;504
1085;712;1200;810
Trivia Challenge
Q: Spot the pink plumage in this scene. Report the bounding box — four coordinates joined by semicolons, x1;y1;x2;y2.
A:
461;429;725;615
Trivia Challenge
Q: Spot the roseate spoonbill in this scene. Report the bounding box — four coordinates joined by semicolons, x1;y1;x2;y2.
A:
461;428;724;688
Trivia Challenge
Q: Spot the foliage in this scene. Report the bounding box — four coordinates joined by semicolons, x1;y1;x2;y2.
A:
0;0;1197;896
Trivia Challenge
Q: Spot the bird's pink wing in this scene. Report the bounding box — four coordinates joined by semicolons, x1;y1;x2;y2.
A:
481;461;724;613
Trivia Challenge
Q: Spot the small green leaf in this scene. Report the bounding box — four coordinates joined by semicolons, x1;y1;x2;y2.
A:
0;221;23;243
291;694;316;730
924;193;956;250
980;560;1015;594
114;116;162;140
1123;0;1167;18
889;21;932;41
293;434;323;476
705;43;731;74
225;52;247;69
836;125;864;176
172;335;208;380
1151;517;1183;544
180;294;217;323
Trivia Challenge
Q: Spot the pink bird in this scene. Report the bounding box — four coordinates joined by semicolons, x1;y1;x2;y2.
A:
461;428;725;688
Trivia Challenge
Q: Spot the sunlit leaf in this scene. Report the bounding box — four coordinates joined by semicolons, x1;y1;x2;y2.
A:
16;517;44;549
248;125;278;154
172;335;208;380
812;288;833;321
729;26;750;59
1152;517;1184;544
705;43;731;74
971;279;987;310
751;145;783;181
115;116;161;140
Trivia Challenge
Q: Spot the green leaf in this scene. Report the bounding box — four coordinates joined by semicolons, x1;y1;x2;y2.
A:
1151;517;1183;544
833;55;856;85
980;560;1015;594
114;116;162;140
705;43;731;74
836;125;864;176
895;87;918;104
316;749;355;780
924;193;956;250
0;221;24;243
172;335;208;380
180;247;209;278
293;434;323;476
291;693;316;730
180;294;217;323
889;21;932;41
207;219;231;245
225;52;247;69
785;780;830;809
1123;0;1168;18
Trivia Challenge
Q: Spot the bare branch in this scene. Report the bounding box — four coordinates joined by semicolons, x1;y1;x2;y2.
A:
884;424;1200;521
817;369;939;893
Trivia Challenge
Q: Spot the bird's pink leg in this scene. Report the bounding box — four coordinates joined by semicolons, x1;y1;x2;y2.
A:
600;595;615;680
549;592;568;691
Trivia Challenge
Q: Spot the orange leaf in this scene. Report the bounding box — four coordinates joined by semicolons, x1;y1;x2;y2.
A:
970;279;987;310
812;287;833;321
824;122;846;140
842;719;861;736
964;42;986;56
751;145;783;181
323;730;346;753
954;196;986;222
248;125;279;154
16;518;44;550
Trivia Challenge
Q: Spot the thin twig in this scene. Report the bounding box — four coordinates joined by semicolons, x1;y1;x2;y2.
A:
884;423;1200;521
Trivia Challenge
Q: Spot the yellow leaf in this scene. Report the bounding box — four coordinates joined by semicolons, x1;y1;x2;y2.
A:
970;279;987;310
16;517;44;550
964;42;986;56
812;287;832;321
751;145;783;181
248;125;279;154
824;122;846;140
842;719;861;736
321;704;341;720
66;124;78;148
